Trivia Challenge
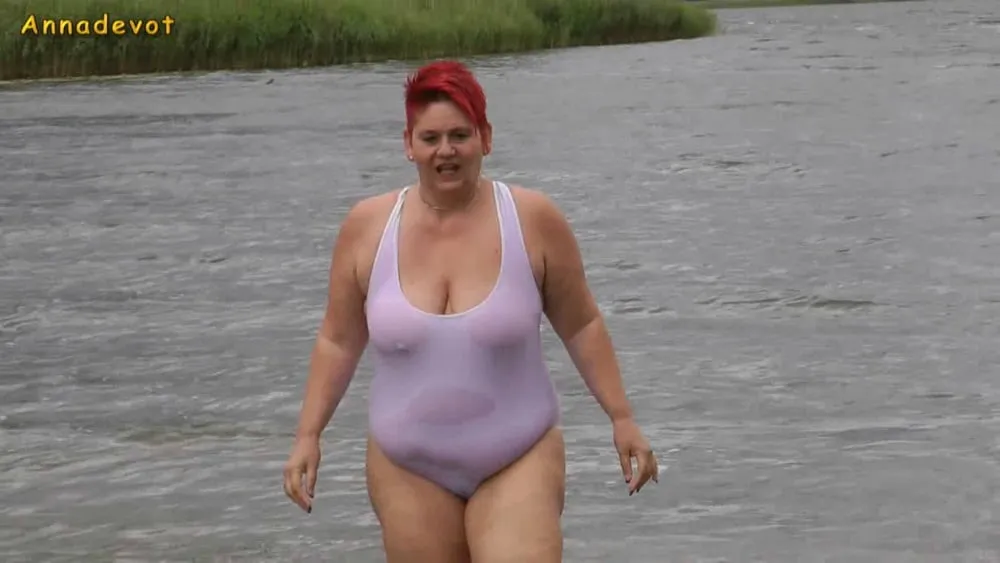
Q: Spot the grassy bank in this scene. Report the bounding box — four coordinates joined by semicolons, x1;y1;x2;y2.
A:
0;0;717;81
694;0;912;9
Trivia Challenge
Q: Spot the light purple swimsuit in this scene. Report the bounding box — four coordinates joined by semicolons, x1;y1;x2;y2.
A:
365;181;560;499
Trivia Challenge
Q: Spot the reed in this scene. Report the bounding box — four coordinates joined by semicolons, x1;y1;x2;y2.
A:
694;0;909;8
0;0;717;81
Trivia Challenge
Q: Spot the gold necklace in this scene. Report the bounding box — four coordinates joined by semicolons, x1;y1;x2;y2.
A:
417;182;480;212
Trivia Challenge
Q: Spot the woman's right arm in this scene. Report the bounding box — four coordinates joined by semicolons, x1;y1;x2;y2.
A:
293;199;376;441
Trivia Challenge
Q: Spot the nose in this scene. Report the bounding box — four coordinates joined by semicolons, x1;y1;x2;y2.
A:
438;139;457;156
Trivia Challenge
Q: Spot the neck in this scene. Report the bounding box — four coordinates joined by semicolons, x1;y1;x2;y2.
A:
417;177;485;213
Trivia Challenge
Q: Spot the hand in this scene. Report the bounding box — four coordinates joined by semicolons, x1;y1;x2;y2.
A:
612;417;659;495
283;436;321;513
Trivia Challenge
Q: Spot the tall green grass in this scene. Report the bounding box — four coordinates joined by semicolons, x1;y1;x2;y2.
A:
0;0;717;81
694;0;910;8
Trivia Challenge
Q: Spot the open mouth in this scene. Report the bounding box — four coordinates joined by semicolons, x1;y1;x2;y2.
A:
436;163;460;175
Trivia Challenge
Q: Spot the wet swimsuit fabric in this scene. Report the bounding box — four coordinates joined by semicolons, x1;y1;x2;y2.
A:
365;181;560;499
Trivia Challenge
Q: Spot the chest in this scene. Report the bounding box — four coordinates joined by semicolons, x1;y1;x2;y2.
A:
401;219;498;279
396;210;544;291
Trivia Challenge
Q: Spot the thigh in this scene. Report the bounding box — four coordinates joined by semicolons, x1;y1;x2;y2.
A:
464;426;566;563
366;436;470;563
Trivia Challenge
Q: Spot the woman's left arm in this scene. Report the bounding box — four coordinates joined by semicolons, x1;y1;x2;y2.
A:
529;191;633;423
526;188;659;494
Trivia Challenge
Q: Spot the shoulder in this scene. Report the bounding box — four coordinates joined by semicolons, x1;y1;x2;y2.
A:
342;189;401;228
332;189;405;293
335;189;402;243
507;184;577;245
508;184;570;226
329;188;402;272
508;184;560;214
506;184;590;313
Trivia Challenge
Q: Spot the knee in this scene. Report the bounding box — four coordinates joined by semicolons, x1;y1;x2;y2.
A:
466;503;563;563
468;522;562;563
381;525;471;563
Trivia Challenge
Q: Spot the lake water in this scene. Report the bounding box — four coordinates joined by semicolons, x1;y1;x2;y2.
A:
2;0;1000;560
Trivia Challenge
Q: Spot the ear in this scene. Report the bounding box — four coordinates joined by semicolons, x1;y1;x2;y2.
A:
480;123;493;156
402;127;413;159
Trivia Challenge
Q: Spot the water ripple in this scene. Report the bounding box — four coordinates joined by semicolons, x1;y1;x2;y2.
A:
3;0;1000;560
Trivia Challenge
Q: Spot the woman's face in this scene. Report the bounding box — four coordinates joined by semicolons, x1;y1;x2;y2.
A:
404;100;491;191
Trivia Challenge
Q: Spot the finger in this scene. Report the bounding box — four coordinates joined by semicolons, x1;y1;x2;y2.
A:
283;475;306;512
631;452;651;495
306;463;318;500
282;468;296;502
300;473;313;514
629;454;648;495
285;468;308;512
618;450;633;484
640;451;659;490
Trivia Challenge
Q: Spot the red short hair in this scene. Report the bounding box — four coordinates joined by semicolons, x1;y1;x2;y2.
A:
404;60;490;138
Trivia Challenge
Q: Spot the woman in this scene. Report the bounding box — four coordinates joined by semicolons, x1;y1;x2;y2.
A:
282;60;659;562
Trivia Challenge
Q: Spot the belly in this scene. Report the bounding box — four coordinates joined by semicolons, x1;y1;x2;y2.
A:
368;372;559;491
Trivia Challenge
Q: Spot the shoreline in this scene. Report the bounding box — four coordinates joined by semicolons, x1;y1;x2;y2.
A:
0;0;717;82
1;0;913;84
697;0;920;8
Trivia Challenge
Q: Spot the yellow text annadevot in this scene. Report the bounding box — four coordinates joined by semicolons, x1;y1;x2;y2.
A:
20;14;175;37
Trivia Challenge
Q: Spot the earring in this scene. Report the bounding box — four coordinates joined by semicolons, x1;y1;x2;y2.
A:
407;154;414;161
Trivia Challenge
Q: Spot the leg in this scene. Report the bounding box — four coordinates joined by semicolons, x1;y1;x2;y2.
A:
366;436;471;563
464;427;566;563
